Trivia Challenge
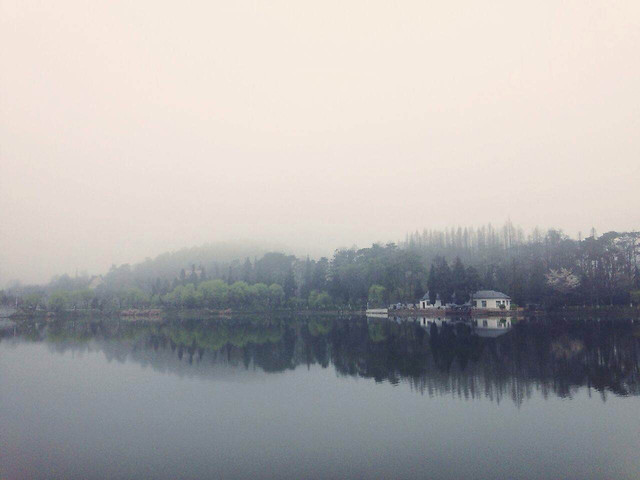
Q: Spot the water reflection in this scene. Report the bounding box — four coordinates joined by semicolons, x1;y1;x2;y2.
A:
391;315;513;337
2;316;639;404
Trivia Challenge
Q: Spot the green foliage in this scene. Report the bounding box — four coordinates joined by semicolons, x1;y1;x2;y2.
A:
10;223;640;311
367;284;386;308
287;296;305;309
309;290;332;309
228;281;250;307
180;284;201;308
268;283;285;307
151;294;162;307
48;290;70;312
198;279;229;307
79;288;95;308
158;280;288;310
250;283;270;307
23;292;45;310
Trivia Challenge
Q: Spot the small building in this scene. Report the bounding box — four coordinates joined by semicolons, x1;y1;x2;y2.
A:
470;290;511;310
418;292;443;309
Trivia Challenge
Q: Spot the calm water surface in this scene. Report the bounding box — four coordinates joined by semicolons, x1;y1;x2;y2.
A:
1;316;639;479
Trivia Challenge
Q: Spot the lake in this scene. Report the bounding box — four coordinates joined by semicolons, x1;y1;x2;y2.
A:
1;315;639;479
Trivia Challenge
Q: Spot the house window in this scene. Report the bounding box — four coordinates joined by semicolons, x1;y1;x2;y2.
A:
483;320;488;326
472;301;477;307
481;300;487;307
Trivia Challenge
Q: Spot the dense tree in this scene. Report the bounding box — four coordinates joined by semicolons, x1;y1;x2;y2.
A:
6;223;639;312
308;290;332;309
228;281;250;308
242;258;253;283
251;283;270;308
465;266;481;295
48;290;70;312
268;283;285;307
367;284;386;308
23;292;45;311
451;257;467;303
283;268;296;300
428;256;452;303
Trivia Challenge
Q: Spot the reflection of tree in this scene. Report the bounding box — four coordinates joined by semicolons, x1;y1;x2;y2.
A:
7;316;640;404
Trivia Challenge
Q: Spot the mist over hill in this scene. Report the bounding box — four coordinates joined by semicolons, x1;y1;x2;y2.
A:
126;241;286;282
2;222;639;311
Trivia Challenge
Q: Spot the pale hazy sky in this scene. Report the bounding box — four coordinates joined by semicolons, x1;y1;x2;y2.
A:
1;1;639;284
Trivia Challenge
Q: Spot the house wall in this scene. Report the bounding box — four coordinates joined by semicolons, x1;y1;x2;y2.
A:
419;299;442;309
472;298;511;310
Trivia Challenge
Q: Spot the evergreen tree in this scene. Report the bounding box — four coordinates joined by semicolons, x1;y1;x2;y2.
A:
451;257;467;303
242;257;253;283
283;268;296;300
427;264;437;303
428;256;453;303
465;266;481;295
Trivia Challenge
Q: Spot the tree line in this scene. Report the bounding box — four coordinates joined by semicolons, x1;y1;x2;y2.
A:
2;223;639;311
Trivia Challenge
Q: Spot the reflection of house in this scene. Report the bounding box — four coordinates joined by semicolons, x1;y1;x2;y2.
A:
418;317;448;328
474;317;512;337
418;292;443;309
471;290;511;310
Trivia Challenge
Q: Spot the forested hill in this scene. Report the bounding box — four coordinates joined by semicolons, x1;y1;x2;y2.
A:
3;223;640;311
122;241;279;283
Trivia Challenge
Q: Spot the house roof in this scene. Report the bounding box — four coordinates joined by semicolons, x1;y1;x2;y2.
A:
471;290;510;300
420;292;441;301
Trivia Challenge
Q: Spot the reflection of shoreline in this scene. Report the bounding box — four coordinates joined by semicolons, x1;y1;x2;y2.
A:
2;316;639;404
387;308;525;318
374;316;514;338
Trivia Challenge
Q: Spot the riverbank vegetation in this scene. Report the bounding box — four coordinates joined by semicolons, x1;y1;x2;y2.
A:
2;223;639;313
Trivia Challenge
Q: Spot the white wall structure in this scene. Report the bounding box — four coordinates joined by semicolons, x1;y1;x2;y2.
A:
418;292;443;309
470;290;511;310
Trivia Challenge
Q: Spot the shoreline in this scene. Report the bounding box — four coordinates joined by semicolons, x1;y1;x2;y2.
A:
7;305;639;322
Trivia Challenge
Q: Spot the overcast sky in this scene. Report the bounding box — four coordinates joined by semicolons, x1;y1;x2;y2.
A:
1;1;639;284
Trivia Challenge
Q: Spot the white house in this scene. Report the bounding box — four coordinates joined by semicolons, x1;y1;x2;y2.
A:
418;292;443;309
470;290;511;310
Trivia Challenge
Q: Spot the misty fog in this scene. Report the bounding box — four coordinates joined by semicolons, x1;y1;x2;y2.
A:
2;1;639;284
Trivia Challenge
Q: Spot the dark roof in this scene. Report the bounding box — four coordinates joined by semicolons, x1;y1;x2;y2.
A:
471;290;510;300
420;292;441;301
